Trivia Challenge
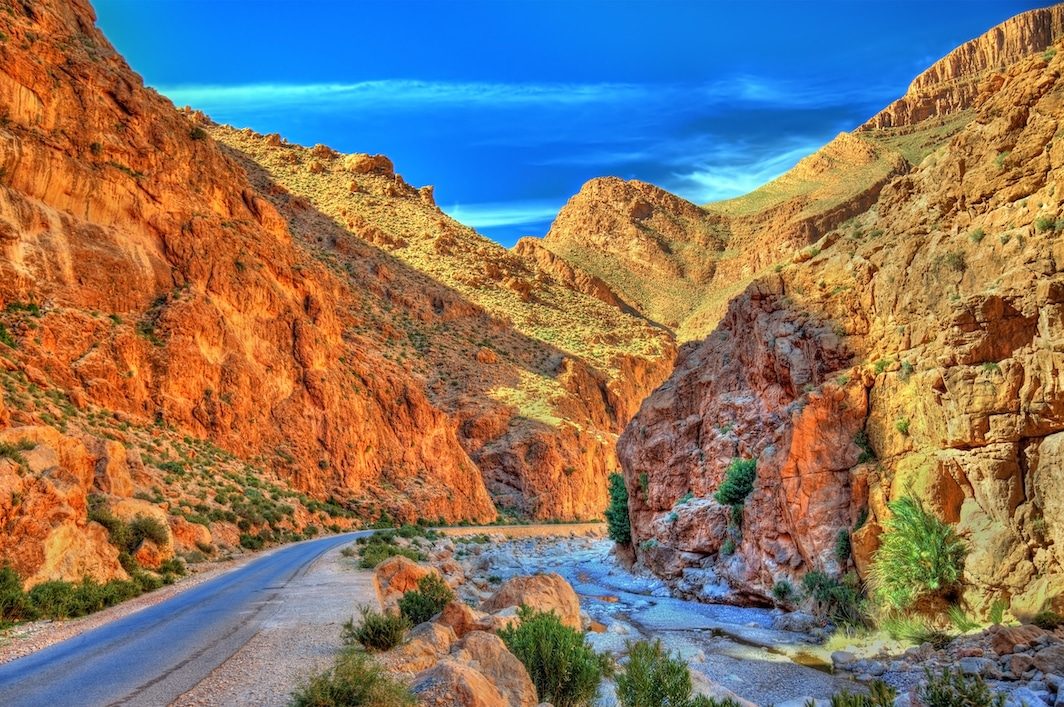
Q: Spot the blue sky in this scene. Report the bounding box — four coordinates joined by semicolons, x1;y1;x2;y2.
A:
95;0;1046;246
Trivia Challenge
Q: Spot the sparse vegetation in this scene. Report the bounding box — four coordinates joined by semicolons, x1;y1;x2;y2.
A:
342;605;410;651
713;458;756;506
801;570;868;627
397;574;453;626
0;438;34;465
616;639;712;707
289;649;415;707
968;228;985;243
918;667;1005;707
772;579;795;604
870;496;967;611
814;681;896;707
880;614;954;648
834;529;851;563
0;323;16;349
895;418;911;436
605;472;632;545
854;430;876;463
1031;609;1064;630
498;606;607;707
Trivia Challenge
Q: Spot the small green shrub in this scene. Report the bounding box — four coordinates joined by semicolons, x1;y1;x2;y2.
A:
188;127;208;141
0;323;16;349
342;606;410;651
1036;215;1059;232
895;418;910;436
988;599;1007;625
947;604;979;633
357;542;423;569
772;580;795;603
854;430;876;463
870;496;967;611
969;228;985;244
1032;609;1064;630
873;358;892;375
398;574;453;625
290;649;415;707
835;529;851;563
239;533;265;551
720;538;736;556
616;639;709;707
0;565;34;623
498;606;606;707
918;668;1005;707
815;681;896;707
714;458;756;506
0;439;34;465
802;571;868;627
605;472;632;546
880;615;953;648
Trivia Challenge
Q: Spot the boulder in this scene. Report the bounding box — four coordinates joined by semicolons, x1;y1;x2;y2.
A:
410;657;507;707
170;517;213;554
436;601;493;638
343;153;394;176
452;631;537;707
992;625;1049;655
1034;645;1064;676
380;622;456;675
374;556;442;610
480;573;582;630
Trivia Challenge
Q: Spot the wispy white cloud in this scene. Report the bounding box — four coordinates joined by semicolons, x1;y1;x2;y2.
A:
160;80;652;112
158;76;890;115
670;139;824;203
442;200;561;230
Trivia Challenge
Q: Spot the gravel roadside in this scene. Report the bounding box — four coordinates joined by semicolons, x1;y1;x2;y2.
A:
171;542;377;707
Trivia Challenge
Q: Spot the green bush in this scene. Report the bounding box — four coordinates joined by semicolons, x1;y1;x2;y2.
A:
357;542;423;569
772;580;795;604
801;571;868;627
918;668;1004;707
880;615;953;648
714;458;756;506
498;606;607;707
398;574;454;625
342;606;410;651
605;472;632;545
1032;609;1064;630
813;680;896;707
870;496;967;611
616;639;710;707
834;530;851;563
0;565;34;623
290;649;415;707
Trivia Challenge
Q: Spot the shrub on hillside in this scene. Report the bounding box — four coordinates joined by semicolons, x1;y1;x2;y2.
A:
398;574;454;626
290;649;415;707
357;542;423;569
870;496;967;611
605;472;632;546
616;639;714;707
498;606;607;707
1032;610;1064;630
713;458;756;506
919;668;1005;707
342;606;410;651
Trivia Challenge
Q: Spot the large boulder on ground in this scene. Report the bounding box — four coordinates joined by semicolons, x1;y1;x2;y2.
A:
990;624;1048;655
436;600;493;638
410;657;507;707
374;556;443;610
380;622;456;675
480;573;582;630
451;630;537;707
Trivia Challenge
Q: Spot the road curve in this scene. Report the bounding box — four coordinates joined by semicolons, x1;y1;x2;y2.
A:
0;531;369;707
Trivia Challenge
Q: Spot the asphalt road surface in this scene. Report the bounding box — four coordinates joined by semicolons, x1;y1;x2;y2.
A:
0;531;368;707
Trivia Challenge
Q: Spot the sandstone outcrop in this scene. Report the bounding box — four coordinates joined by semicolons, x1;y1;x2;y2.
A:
480;572;582;630
864;4;1064;129
374;556;443;611
620;23;1064;613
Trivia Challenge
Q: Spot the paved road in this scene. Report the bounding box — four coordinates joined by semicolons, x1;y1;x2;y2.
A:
0;531;369;707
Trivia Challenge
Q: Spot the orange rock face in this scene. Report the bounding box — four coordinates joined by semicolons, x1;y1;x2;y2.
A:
621;24;1064;612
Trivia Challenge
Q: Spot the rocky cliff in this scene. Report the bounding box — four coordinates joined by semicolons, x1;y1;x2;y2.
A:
864;4;1064;129
619;18;1064;617
0;0;676;586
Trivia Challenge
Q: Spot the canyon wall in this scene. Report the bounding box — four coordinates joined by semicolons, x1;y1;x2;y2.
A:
620;20;1064;616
